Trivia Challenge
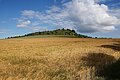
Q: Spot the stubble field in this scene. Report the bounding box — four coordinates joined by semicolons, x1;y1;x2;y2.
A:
0;38;120;80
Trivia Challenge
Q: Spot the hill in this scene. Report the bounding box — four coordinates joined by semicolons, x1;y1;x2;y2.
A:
7;29;92;38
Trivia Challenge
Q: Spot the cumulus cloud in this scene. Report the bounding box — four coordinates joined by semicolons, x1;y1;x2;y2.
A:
16;0;120;33
64;0;119;32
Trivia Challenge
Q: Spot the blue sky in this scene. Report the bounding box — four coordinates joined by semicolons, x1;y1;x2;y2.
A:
0;0;120;38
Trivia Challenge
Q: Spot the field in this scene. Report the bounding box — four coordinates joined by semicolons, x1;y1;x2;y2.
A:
0;38;120;80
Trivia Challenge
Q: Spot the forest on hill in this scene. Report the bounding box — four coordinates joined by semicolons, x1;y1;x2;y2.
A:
7;29;92;38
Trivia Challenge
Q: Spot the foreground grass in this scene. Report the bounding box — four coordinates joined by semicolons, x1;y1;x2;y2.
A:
0;38;120;80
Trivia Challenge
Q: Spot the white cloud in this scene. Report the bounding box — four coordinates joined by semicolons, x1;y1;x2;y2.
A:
28;27;48;31
64;0;119;33
16;17;48;31
17;20;31;27
16;0;120;33
17;6;74;30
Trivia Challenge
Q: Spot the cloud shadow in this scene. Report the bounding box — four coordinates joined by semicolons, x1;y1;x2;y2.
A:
100;41;120;51
99;58;120;80
81;53;116;73
81;53;120;80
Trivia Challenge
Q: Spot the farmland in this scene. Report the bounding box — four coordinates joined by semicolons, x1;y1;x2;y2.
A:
0;38;120;80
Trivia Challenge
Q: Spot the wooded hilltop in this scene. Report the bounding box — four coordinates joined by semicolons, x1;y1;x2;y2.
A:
7;29;92;38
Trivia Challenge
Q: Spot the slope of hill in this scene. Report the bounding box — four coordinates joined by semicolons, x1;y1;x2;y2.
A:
7;29;92;38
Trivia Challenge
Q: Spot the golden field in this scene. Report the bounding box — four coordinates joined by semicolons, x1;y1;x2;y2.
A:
0;38;120;80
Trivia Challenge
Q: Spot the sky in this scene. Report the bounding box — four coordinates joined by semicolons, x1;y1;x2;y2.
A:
0;0;120;38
